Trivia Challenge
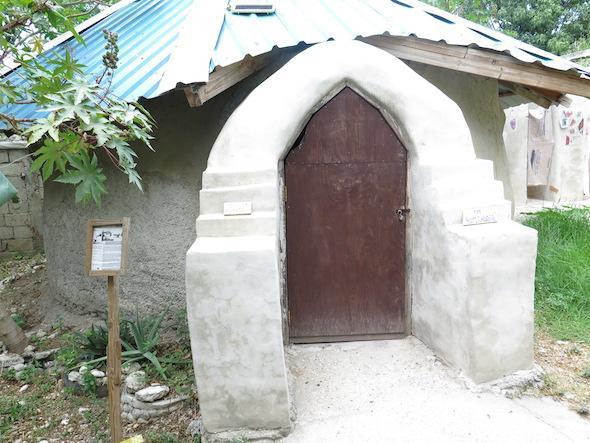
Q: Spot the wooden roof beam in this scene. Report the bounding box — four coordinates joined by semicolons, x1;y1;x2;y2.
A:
361;35;590;98
499;81;571;108
184;49;300;108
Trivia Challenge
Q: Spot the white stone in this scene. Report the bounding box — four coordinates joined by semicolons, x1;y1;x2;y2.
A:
36;330;47;338
79;365;89;374
11;363;26;371
125;371;147;393
134;385;170;402
34;348;58;361
19;384;29;393
68;371;82;383
122;362;141;374
90;369;105;378
78;407;90;414
186;40;537;436
0;353;23;368
23;344;35;354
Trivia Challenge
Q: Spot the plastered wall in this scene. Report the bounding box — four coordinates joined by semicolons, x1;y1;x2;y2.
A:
43;48;518;318
504;98;590;204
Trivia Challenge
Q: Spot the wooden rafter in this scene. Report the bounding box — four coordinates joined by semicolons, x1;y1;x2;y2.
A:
361;35;590;98
184;36;590;107
184;50;299;107
499;81;572;108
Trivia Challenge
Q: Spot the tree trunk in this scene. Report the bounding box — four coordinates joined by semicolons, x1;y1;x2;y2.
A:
0;307;28;353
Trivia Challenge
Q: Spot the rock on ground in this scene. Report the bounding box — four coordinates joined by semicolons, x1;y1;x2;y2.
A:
135;385;170;402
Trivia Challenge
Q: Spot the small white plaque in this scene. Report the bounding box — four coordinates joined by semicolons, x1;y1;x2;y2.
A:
223;201;252;216
462;207;498;226
91;225;123;272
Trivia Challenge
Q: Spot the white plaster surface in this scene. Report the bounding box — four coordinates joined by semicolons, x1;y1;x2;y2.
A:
504;98;590;204
503;104;529;206
282;339;590;443
186;40;537;437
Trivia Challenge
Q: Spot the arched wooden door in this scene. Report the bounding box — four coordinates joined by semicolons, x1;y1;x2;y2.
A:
286;87;407;342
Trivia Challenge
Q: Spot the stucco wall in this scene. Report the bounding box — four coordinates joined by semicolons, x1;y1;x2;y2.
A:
43;49;513;317
42;85;254;315
407;63;512;202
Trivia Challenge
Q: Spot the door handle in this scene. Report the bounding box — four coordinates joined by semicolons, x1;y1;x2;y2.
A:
396;208;410;221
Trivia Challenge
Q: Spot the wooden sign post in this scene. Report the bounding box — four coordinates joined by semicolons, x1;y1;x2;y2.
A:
86;218;130;443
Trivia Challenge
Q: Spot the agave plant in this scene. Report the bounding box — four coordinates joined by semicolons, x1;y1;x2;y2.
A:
75;308;169;379
74;321;132;362
120;308;168;379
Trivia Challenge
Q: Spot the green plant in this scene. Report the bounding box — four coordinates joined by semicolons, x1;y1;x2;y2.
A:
81;370;98;396
523;208;590;342
9;313;24;328
73;319;132;363
121;308;168;379
78;309;168;378
581;367;590;379
56;333;83;368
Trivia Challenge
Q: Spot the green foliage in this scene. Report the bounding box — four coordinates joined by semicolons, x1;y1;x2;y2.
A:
120;309;168;379
425;0;590;55
522;208;590;342
73;309;169;378
80;370;98;396
1;1;154;205
9;312;24;328
0;394;39;436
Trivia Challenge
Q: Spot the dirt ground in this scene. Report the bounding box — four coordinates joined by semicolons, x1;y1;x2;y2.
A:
0;256;199;442
533;331;590;416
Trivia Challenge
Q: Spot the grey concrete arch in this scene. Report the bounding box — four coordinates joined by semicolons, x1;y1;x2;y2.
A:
186;40;537;441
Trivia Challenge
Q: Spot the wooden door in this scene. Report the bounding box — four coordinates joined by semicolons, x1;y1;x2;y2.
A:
286;87;407;342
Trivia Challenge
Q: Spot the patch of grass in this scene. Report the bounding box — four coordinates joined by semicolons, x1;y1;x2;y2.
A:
523;207;590;342
0;394;42;437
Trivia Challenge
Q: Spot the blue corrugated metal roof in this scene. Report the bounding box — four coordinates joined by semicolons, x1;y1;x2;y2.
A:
212;0;590;75
3;0;590;124
1;0;192;123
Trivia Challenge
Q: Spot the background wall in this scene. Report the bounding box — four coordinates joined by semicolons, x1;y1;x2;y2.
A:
0;138;43;255
42;56;513;317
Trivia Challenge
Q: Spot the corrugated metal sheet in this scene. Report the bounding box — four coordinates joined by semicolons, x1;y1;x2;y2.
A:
1;0;192;122
212;0;590;77
3;0;590;124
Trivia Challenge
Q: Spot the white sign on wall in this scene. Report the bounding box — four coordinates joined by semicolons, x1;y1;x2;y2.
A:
462;207;498;226
224;201;253;216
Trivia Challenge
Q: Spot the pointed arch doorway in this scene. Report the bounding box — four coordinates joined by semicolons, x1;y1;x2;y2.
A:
286;87;407;342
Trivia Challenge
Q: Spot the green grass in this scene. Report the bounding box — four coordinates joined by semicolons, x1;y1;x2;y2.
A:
523;207;590;342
